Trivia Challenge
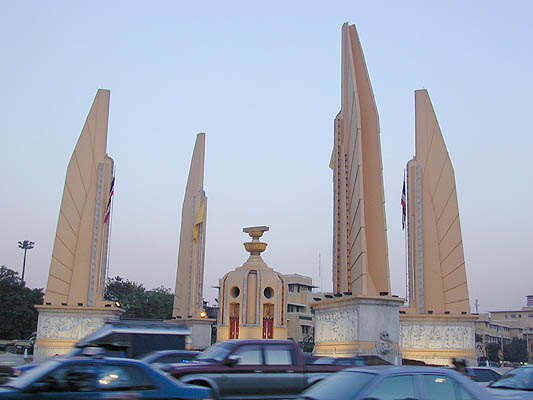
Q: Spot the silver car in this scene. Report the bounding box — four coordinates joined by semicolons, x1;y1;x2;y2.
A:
295;366;496;400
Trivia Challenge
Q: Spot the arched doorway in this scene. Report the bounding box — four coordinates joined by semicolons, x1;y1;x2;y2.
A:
230;303;240;339
263;303;274;339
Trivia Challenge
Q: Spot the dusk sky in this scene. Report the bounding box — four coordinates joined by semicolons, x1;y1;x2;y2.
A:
1;1;531;313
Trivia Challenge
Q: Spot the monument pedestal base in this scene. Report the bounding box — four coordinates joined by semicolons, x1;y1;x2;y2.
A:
179;318;216;350
33;305;123;362
313;296;404;364
400;313;477;366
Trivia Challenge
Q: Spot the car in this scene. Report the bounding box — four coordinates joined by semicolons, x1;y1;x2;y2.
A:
294;365;496;400
479;360;500;368
467;367;502;385
0;355;214;399
311;356;366;366
140;350;201;365
488;365;533;399
168;339;353;399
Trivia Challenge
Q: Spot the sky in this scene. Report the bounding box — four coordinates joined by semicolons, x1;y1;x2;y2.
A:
1;1;532;314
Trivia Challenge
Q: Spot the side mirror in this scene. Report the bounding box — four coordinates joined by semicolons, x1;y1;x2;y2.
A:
224;355;240;367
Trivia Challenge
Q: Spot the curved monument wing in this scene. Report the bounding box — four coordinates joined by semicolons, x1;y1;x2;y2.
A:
332;23;390;296
45;89;113;306
410;89;470;314
173;133;207;319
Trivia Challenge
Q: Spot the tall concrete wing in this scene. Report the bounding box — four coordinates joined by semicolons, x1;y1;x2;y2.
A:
406;89;470;314
44;89;114;307
331;23;390;296
173;133;207;319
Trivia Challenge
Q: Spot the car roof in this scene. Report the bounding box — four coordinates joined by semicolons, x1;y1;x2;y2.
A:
343;365;465;375
54;356;148;365
222;339;294;345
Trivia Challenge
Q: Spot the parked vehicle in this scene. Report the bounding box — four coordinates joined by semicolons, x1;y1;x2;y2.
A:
467;367;502;385
311;356;366;366
168;339;355;399
488;365;533;398
11;320;190;377
76;320;190;358
295;366;495;400
0;355;214;399
140;350;200;366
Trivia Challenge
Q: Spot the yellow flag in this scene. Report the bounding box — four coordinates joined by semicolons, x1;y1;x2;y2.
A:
193;200;206;242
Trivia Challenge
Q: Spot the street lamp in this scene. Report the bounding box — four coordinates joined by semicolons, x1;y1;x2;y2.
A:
18;240;35;283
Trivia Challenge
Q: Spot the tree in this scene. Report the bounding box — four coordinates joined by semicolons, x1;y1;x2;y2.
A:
486;342;501;362
104;276;173;319
0;265;44;339
504;338;528;363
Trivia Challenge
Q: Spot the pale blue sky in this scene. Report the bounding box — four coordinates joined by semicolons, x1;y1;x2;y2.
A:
1;1;532;313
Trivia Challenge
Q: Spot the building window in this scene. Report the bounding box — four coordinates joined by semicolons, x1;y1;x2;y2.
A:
529;314;533;318
519;314;522;318
511;314;516;318
301;325;310;335
289;284;295;293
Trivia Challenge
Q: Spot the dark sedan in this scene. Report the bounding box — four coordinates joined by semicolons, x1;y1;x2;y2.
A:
140;350;200;365
295;366;496;400
0;356;213;399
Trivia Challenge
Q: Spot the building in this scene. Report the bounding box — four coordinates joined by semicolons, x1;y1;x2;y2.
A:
284;274;317;344
217;227;288;341
486;296;533;362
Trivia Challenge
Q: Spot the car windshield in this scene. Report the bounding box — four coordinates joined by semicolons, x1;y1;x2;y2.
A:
297;370;376;400
3;359;61;389
489;367;533;391
196;342;234;362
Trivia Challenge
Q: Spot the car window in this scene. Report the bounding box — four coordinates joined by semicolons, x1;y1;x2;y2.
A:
421;374;458;399
34;364;97;392
196;341;233;361
264;345;293;365
300;371;376;400
472;369;498;382
96;364;156;390
364;374;417;400
232;345;263;365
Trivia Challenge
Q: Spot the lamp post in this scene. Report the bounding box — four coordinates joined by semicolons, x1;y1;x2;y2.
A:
18;240;35;283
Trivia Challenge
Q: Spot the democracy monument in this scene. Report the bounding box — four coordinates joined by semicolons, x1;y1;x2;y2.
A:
32;22;475;366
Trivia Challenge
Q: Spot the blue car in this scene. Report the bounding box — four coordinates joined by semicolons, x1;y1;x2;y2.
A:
0;356;213;399
295;365;496;400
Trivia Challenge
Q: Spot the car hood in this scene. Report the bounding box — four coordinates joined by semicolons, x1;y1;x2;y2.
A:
0;387;16;396
487;387;533;399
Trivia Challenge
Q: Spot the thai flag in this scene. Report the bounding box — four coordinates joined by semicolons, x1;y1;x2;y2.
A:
401;178;407;230
103;177;115;223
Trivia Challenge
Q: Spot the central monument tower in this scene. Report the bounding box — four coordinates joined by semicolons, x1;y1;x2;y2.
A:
313;23;403;363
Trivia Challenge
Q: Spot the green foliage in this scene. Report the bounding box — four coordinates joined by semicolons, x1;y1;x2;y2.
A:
486;342;501;362
104;276;173;319
0;266;44;340
504;338;528;363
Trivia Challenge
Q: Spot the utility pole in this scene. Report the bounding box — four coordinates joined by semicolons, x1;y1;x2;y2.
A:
18;240;35;283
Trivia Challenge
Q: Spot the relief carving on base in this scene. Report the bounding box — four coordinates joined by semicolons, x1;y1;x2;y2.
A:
400;324;473;350
315;309;357;343
38;314;105;340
